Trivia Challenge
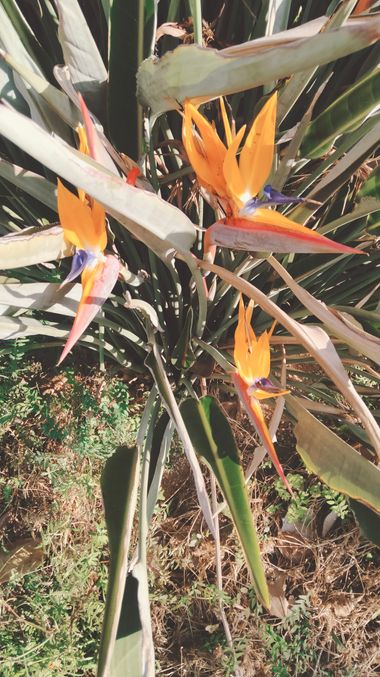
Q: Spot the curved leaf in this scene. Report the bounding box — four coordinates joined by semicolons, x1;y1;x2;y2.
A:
137;18;380;115
99;445;139;677
268;256;380;364
0;105;196;255
55;0;107;116
180;395;270;609
0;225;72;269
350;499;380;547
286;396;380;514
301;67;380;158
0;158;57;211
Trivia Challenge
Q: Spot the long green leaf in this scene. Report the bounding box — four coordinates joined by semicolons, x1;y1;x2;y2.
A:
0;282;80;316
108;0;144;157
55;0;107;117
0;4;70;138
0;225;71;269
0;50;79;128
301;67;380;158
268;256;380;364
137;17;380;115
180;395;270;609
286;396;380;513
0;159;57;211
98;445;140;677
0;105;196;255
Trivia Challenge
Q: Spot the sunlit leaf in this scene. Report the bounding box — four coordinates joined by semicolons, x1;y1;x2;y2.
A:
98;445;139;677
286;396;380;514
180;395;270;608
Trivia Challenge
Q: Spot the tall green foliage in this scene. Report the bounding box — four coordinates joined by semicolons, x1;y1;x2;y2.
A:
0;1;379;673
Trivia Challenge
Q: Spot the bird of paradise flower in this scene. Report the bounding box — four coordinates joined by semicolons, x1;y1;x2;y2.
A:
232;296;291;492
56;99;120;365
182;92;364;258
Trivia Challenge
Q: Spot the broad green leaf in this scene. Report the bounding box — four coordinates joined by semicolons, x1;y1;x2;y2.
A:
301;67;380;158
108;0;143;158
198;260;380;458
103;571;142;677
286;396;380;513
350;499;380;547
0;105;196;255
0;225;72;269
0;159;57;211
137;18;380;115
98;445;139;677
55;0;107;116
268;256;380;364
180;395;270;609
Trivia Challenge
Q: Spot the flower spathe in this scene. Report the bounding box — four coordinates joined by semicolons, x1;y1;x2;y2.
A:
183;93;364;257
232;297;292;492
57;98;120;365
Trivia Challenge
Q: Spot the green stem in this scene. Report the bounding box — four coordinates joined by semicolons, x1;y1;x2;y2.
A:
189;0;203;45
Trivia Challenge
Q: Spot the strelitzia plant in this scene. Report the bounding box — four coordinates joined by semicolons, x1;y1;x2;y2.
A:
182;93;364;258
231;296;291;491
56;105;120;365
0;1;379;675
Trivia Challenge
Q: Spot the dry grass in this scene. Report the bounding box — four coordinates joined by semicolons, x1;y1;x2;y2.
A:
148;405;380;677
0;361;378;675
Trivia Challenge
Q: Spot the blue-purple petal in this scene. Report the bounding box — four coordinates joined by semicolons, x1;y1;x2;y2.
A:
60;250;89;287
239;186;305;216
263;184;305;205
249;377;284;395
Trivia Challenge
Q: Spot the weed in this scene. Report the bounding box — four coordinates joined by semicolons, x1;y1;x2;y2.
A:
0;354;138;675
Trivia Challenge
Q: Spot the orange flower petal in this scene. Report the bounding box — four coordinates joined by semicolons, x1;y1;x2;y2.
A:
251;331;271;380
183;101;227;197
57;179;106;251
223;125;247;208
232;372;292;493
239;92;277;199
219;97;233;146
57;255;120;365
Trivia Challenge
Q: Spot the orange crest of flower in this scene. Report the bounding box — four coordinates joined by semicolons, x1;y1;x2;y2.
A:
234;297;287;400
182;93;277;214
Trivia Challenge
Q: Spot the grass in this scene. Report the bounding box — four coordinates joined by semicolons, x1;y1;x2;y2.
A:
0;347;379;676
0;347;138;676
